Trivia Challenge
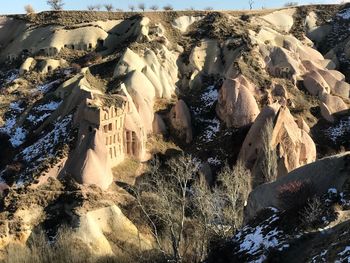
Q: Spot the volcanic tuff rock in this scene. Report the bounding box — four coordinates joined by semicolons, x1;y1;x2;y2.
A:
0;4;350;261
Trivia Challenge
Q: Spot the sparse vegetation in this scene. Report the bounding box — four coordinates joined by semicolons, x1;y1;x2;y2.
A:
129;5;135;12
299;197;324;229
104;4;114;12
47;0;64;10
163;4;174;11
248;0;254;10
24;4;35;14
284;2;299;7
205;7;214;11
150;5;159;11
138;3;146;12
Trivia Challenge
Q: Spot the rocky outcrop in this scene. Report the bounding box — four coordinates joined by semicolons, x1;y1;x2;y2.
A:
65;128;114;190
75;205;153;256
245;152;350;220
169;100;193;143
239;103;316;179
216;77;260;128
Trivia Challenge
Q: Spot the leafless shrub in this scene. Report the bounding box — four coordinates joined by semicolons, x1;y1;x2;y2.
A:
261;119;278;183
129;5;135;12
115;8;123;12
204;7;214;11
131;155;199;262
216;161;251;231
163;4;174;11
47;0;64;10
138;3;146;11
299;197;324;229
150;5;159;11
278;180;316;212
104;4;114;12
248;0;254;10
87;5;95;11
24;4;35;14
284;2;299;7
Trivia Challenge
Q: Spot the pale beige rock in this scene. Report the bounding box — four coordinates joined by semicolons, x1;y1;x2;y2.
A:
172;15;203;32
152;113;167;135
169;100;193;143
320;102;335;122
75;205;153;256
19;57;35;75
65;127;114;190
189;39;223;75
216;78;260;128
245;152;350;220
296;117;310;134
320;93;348;115
303;70;330;96
260;8;295;32
239;103;316;178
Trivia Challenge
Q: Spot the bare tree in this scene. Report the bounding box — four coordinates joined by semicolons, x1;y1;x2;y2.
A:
24;4;35;14
131;155;199;262
192;161;251;260
284;1;299;7
104;4;114;12
150;5;159;11
216;161;251;231
95;4;101;11
129;5;135;12
261;119;278;183
248;0;254;10
163;4;174;11
47;0;64;10
87;5;96;11
138;3;146;11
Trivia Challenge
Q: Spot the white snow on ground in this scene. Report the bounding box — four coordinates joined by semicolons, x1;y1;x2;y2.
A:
9;102;23;112
21;115;72;162
311;249;328;263
337;8;350;20
3;70;19;85
36;80;61;93
325;116;350;142
201;118;220;141
234;209;289;263
35;101;61;111
0;105;27;147
207;157;221;165
339;246;350;256
10;128;27;147
26;100;62;125
200;85;218;108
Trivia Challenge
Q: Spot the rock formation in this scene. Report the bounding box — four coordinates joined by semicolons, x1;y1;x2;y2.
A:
239;103;316;179
216;77;260;128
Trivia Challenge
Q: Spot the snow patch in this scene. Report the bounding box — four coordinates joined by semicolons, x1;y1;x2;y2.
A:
338;8;350;20
325;116;350;143
21;115;72;163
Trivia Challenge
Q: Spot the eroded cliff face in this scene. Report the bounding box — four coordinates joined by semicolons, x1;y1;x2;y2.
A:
0;4;350;261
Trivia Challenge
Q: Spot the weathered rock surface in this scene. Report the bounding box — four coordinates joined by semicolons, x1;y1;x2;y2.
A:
239;103;316;179
216;77;260;128
169;100;193;143
245;152;350;220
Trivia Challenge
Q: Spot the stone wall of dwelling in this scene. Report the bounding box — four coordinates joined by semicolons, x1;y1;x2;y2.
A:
100;106;126;166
